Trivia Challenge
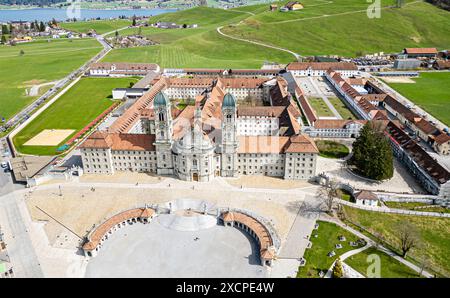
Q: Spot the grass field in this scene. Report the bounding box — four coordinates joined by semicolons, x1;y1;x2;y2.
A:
345;247;421;278
60;19;132;35
297;221;364;278
343;206;450;277
384;201;450;214
102;6;293;68
384;72;450;127
328;97;356;120
307;97;334;117
13;77;137;156
222;0;450;57
0;38;102;123
316;140;350;159
97;1;449;68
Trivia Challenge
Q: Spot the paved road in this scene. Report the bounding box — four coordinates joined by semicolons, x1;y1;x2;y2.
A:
0;169;43;278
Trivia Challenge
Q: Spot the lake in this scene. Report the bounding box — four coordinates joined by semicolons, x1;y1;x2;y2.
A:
0;8;177;22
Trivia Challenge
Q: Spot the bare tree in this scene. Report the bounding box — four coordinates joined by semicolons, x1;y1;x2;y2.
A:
316;179;339;214
398;222;420;258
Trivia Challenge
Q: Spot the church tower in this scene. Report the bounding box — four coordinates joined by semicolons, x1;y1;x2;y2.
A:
220;93;238;177
154;91;174;175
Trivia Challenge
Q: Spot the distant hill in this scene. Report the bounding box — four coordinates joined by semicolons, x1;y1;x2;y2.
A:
0;0;65;5
426;0;450;10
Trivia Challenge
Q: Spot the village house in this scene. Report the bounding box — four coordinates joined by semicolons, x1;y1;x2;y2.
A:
403;48;438;59
354;190;379;207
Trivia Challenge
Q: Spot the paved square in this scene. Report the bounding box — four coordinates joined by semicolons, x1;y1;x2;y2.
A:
85;220;268;278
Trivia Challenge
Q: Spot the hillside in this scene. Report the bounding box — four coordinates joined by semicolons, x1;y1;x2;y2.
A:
101;0;450;68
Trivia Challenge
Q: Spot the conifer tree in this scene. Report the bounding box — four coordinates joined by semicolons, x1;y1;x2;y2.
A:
350;122;394;180
332;258;344;278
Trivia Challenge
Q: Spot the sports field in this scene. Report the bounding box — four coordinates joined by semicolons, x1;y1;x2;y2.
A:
100;0;449;68
0;38;102;123
385;72;450;127
13;77;137;156
60;19;132;35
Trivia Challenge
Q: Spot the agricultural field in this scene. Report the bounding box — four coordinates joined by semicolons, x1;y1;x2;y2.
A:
60;19;132;35
307;97;334;117
0;38;102;123
343;206;450;277
297;221;364;278
328;97;356;120
345;247;421;278
384;72;450;127
13;77;137;156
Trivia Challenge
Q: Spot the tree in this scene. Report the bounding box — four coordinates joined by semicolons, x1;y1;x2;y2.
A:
132;15;137;26
1;24;9;35
39;21;46;32
350;121;394;180
19;49;25;56
1;35;7;44
398;222;420;258
332;258;344;278
316;179;339;214
115;30;119;38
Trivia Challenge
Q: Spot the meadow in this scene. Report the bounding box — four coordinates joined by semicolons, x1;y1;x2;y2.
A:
222;0;450;57
0;38;102;123
102;6;294;68
385;72;450;127
100;0;450;68
13;77;137;156
343;206;450;277
60;19;132;35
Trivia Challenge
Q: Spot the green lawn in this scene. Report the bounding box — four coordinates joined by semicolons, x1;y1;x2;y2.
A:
316;140;350;159
297;221;364;278
93;1;449;68
307;97;334;117
13;77;137;156
343;206;450;277
103;6;293;68
328;97;356;120
385;72;450;127
60;19;132;34
345;247;421;278
222;0;450;57
0;38;102;123
384;201;450;214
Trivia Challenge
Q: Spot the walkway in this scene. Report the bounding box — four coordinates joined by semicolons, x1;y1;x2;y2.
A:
216;26;301;60
308;77;342;119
